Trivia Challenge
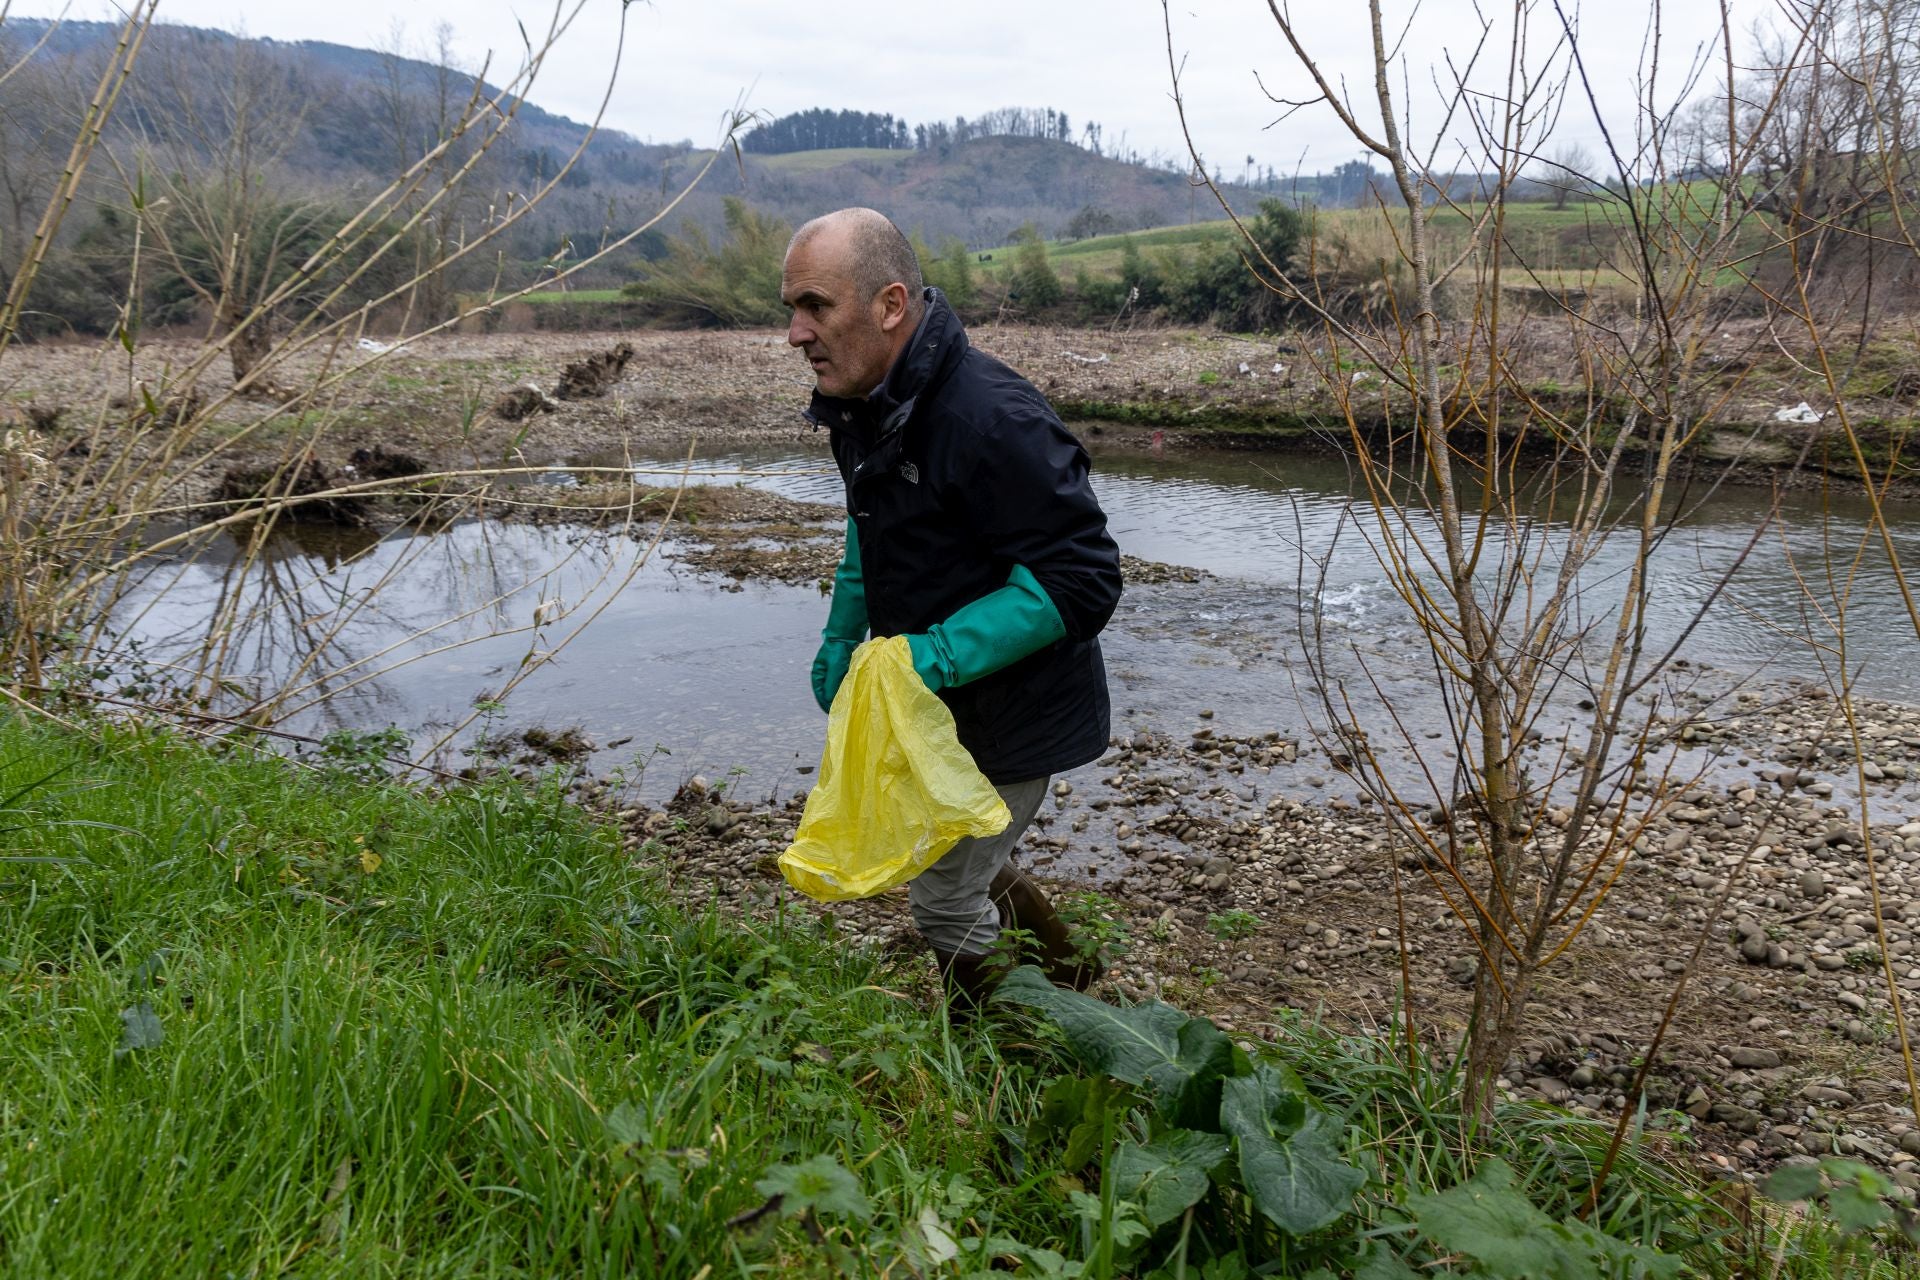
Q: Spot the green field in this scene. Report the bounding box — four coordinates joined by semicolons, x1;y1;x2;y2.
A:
975;193;1759;303
756;147;914;174
974;221;1238;281
512;288;628;305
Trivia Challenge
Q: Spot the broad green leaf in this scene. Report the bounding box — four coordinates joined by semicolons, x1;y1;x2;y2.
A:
1826;1181;1891;1234
1408;1159;1603;1280
1560;1216;1684;1280
1220;1066;1309;1142
1819;1158;1888;1197
1412;1159;1680;1279
996;966;1191;1082
1159;1016;1234;1130
1110;1129;1230;1227
1031;1076;1134;1170
115;1002;164;1058
755;1154;872;1221
996;966;1230;1126
1761;1163;1825;1202
1408;1160;1562;1271
1236;1108;1365;1235
1353;1244;1425;1280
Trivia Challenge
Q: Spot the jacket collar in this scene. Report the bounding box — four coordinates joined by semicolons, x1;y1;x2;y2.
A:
804;288;967;438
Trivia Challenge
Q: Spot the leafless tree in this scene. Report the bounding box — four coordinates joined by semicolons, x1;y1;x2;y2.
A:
119;29;328;385
1;0;743;724
1538;141;1597;209
1166;0;1803;1125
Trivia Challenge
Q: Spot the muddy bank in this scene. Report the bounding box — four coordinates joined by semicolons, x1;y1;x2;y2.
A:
8;321;1916;513
533;678;1920;1195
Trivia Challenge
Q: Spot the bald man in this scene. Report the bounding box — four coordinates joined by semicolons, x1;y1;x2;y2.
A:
782;208;1123;1016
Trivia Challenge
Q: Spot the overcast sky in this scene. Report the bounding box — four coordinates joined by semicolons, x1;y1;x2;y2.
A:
14;0;1767;175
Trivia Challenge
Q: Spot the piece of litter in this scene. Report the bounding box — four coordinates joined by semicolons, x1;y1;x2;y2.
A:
1773;401;1823;424
1271;363;1286;375
356;338;393;353
1238;361;1252;375
1062;350;1109;365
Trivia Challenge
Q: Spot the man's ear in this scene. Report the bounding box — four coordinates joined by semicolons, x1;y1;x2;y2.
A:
876;282;911;333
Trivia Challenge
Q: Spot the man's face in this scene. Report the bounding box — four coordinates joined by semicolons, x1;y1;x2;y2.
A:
781;230;899;399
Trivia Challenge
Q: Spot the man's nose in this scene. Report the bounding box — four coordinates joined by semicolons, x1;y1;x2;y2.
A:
787;313;812;347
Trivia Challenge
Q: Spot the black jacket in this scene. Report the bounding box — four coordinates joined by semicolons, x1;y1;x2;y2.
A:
808;290;1122;784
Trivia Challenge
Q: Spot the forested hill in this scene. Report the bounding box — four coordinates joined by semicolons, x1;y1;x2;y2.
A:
2;17;1283;253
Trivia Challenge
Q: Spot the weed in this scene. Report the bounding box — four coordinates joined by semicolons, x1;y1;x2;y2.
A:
1207;908;1259;941
1056;888;1133;968
1196;370;1221;386
311;724;411;781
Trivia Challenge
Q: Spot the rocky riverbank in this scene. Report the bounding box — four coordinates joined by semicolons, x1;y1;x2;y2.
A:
531;671;1920;1194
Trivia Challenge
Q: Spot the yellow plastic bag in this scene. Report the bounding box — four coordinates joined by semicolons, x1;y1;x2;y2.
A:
780;635;1011;902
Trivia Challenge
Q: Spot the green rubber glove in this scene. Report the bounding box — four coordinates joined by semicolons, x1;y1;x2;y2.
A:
906;564;1067;693
811;519;868;712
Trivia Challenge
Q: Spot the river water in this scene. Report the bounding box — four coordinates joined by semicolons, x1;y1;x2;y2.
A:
109;435;1920;813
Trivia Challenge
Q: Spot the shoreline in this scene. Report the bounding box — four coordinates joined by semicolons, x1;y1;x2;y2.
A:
7;323;1918;508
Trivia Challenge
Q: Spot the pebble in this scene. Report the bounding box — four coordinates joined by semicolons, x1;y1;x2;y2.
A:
1729;1046;1782;1069
1799;870;1827;898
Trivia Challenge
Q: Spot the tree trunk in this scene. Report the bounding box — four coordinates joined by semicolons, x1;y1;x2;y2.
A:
222;300;273;386
1464;951;1536;1122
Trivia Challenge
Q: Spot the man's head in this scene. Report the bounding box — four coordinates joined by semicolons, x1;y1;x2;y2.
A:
781;207;925;398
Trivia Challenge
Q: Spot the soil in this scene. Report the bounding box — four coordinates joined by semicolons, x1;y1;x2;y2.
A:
558;677;1920;1195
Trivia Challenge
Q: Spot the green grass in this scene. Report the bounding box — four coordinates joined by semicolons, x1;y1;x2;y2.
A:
977;221;1237;280
0;719;1076;1277
753;148;913;174
512;288;628;305
1;716;1906;1277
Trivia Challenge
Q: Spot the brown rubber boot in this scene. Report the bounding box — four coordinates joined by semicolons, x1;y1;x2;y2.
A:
989;863;1104;992
931;949;1003;1022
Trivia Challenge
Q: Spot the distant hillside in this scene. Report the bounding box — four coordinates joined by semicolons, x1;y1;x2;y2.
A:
676;136;1260;249
3;17;1267;252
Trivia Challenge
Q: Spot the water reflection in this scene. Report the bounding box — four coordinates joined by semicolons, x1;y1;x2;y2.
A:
103;438;1920;810
614;438;1920;702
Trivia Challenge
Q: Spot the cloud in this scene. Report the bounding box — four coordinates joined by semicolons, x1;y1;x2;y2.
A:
11;0;1772;174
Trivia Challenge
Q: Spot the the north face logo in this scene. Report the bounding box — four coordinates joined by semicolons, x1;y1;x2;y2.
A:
897;462;919;484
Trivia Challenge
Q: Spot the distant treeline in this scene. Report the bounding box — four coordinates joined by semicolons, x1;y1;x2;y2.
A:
743;105;1094;156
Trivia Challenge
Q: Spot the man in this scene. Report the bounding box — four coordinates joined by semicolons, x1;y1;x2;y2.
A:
782;207;1123;1014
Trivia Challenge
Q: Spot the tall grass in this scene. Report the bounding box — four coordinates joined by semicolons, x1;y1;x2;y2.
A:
0;717;1073;1277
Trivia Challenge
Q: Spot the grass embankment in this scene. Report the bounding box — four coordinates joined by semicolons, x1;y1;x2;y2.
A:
0;719;1903;1276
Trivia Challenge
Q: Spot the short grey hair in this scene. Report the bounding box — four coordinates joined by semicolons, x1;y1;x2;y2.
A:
792;208;925;318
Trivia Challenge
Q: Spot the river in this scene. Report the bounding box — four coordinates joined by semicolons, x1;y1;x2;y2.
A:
109;435;1920;816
